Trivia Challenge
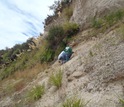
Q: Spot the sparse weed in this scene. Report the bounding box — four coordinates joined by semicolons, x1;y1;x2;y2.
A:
49;70;63;89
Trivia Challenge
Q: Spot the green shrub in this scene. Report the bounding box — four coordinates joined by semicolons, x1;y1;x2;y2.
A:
63;22;79;37
27;85;45;101
62;97;84;107
41;48;55;63
47;25;64;48
12;49;20;55
49;70;63;89
41;25;65;62
0;65;15;80
2;51;10;62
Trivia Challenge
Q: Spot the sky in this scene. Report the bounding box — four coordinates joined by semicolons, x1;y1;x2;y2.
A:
0;0;56;50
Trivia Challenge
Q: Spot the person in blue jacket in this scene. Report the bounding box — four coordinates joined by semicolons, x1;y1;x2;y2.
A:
58;46;73;64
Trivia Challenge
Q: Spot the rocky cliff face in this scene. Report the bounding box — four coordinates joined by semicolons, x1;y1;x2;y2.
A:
71;0;124;29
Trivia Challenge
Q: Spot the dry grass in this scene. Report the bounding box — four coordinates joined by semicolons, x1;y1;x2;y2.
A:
14;80;25;92
12;63;48;81
0;63;49;98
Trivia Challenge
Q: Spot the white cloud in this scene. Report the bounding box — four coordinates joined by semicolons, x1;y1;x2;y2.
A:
0;0;56;49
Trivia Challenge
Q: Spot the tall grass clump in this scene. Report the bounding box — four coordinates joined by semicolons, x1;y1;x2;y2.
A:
62;97;84;107
27;85;45;101
49;70;63;89
63;7;73;20
41;48;55;62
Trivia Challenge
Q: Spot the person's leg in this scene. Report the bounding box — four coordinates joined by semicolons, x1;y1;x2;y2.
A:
65;54;70;61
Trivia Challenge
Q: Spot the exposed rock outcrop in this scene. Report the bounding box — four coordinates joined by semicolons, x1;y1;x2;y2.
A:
71;0;124;29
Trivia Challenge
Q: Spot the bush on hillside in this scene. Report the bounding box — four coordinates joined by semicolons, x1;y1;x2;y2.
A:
47;25;64;49
42;23;79;62
40;25;65;62
63;22;79;37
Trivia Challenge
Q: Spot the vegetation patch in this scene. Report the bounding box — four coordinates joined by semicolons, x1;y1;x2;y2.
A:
63;7;73;20
42;22;79;63
92;9;124;29
92;18;104;29
49;70;63;89
61;97;85;107
63;22;79;37
27;85;45;102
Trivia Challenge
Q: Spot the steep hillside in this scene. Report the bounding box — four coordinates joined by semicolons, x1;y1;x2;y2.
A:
35;25;124;107
0;0;124;107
